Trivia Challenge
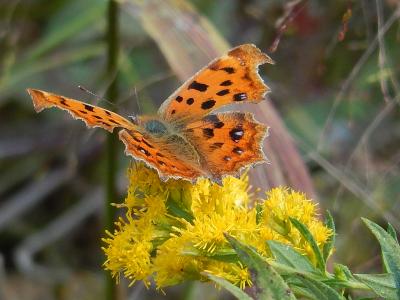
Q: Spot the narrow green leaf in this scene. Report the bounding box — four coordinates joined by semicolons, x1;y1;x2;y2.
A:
289;285;316;299
166;196;194;224
296;275;345;300
184;248;238;263
323;211;336;261
225;234;296;300
267;240;317;274
0;44;104;97
362;218;400;298
355;273;397;300
204;273;253;300
334;264;354;281
387;223;399;244
27;0;106;60
290;218;325;272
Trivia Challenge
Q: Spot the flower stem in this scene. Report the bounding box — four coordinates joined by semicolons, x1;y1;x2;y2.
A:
105;0;119;299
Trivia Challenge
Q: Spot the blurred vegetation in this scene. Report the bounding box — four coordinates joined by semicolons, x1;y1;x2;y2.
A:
0;0;399;299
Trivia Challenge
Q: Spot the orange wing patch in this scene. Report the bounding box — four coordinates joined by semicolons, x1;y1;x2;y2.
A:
159;44;274;123
184;112;268;181
27;89;134;132
119;129;205;181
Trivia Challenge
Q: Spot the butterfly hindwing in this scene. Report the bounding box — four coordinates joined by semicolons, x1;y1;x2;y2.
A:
27;89;134;132
158;44;273;123
183;112;268;181
119;129;205;181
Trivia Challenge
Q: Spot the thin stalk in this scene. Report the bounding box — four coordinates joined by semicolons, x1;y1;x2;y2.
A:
105;1;119;300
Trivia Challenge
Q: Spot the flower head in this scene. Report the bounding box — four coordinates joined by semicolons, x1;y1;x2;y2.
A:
102;163;331;290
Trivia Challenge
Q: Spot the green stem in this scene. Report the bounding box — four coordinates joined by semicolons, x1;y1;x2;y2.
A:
268;261;371;291
105;1;119;300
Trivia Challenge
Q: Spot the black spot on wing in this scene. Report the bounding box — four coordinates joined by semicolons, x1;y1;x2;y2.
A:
93;115;102;119
202;128;214;139
230;126;244;142
201;99;216;110
203;115;224;128
233;93;247;102
59;97;70;107
79;110;88;114
214;121;224;128
216;89;230;96
220;80;232;86
175;96;183;102
186;98;194;105
105;110;111;116
221;67;235;74
233;147;244;155
84;104;94;112
157;160;166;166
138;146;151;157
188;80;208;92
142;139;155;149
109;119;119;125
210;142;223;150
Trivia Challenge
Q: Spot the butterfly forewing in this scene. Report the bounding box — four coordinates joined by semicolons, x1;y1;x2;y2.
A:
158;44;274;123
27;89;135;132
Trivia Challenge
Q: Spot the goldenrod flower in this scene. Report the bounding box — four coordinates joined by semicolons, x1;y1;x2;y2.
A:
102;163;331;290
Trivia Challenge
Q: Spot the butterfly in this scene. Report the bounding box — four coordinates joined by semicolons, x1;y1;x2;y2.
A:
27;44;274;184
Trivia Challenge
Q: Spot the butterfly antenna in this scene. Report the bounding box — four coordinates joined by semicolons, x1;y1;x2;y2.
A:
78;85;116;108
133;86;142;115
126;86;140;124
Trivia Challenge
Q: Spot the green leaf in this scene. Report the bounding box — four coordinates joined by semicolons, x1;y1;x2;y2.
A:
0;44;104;97
184;248;239;263
289;285;316;299
225;234;296;300
387;223;399;244
204;273;253;300
362;218;400;298
267;240;317;274
290;218;325;272
355;273;397;300
296;275;345;300
27;0;106;60
166;196;194;224
323;211;336;261
334;264;354;281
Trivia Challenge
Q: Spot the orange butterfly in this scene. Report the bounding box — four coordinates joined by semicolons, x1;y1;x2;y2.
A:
27;44;274;183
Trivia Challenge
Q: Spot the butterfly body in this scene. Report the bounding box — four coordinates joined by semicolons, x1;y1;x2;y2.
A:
27;44;273;183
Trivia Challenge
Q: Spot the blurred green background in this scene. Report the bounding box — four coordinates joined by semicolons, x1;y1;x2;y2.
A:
0;0;399;299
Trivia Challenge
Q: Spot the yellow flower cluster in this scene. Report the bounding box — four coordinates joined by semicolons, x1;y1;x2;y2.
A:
102;163;331;289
